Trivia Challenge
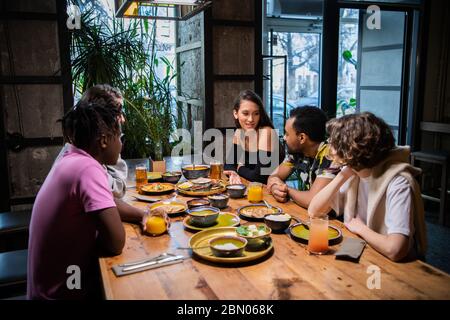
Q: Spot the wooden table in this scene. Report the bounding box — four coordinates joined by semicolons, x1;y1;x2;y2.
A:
99;185;450;300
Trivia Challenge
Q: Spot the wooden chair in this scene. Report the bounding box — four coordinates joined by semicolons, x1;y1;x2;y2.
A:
411;122;450;225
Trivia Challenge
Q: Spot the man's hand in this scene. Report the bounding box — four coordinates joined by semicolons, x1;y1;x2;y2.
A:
267;176;284;193
271;183;289;203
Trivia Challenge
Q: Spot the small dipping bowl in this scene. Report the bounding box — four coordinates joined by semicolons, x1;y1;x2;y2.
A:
264;213;292;233
207;194;229;209
187;198;210;209
226;184;247;198
187;206;220;227
161;171;182;184
209;235;247;258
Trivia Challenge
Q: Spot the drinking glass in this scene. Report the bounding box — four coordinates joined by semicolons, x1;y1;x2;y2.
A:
247;182;263;203
308;216;329;254
135;164;148;193
210;160;224;180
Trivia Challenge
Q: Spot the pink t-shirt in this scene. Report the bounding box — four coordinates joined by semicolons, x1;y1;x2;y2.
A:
27;145;116;299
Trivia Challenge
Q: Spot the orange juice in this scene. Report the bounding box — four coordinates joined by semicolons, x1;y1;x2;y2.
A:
247;182;263;203
135;166;147;193
308;217;329;254
145;216;167;236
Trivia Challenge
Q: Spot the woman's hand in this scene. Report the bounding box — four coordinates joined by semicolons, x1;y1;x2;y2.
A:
344;216;366;235
224;170;242;184
340;165;356;180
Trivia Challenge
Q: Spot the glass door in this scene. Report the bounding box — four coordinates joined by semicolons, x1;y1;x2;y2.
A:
266;30;322;136
336;6;413;143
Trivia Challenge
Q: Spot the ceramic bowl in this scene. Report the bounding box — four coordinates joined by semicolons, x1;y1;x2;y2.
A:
187;206;220;227
209;235;247;258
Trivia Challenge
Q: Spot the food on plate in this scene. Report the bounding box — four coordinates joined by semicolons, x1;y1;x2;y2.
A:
236;224;270;237
189;209;218;216
265;213;291;222
177;181;193;190
191;177;211;184
151;203;186;214
141;183;174;193
240;206;278;218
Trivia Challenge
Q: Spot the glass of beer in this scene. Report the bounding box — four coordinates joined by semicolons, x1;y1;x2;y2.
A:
308;216;329;255
135;164;148;193
247;182;263;203
210;160;223;180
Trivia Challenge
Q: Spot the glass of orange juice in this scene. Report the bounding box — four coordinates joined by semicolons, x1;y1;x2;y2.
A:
135;164;148;193
247;182;263;203
144;207;170;236
308;216;329;254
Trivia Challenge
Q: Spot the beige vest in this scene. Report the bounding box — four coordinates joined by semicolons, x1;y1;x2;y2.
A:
342;146;427;257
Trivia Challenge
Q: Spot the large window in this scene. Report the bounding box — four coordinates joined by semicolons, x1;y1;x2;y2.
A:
264;0;323;136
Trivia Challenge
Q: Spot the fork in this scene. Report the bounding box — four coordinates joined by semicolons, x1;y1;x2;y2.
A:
118;252;172;268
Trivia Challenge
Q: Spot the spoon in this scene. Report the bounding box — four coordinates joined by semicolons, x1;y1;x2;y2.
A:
263;200;273;210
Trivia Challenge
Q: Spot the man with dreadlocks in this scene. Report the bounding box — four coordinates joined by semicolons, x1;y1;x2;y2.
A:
28;100;127;300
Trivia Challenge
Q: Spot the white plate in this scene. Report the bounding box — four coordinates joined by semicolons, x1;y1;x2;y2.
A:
133;195;162;203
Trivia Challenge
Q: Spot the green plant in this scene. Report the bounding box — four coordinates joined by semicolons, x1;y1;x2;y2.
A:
70;6;147;94
69;2;185;160
122;57;178;160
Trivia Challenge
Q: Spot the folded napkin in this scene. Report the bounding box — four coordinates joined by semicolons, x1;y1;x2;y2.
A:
112;253;187;277
335;238;366;262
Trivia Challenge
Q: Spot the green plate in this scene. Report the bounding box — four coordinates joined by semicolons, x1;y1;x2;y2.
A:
189;227;273;264
289;222;343;245
183;212;240;232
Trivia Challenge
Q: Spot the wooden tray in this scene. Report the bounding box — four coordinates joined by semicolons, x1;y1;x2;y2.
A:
189;227;273;264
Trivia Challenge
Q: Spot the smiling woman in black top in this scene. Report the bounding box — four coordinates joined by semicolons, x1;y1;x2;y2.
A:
224;90;285;185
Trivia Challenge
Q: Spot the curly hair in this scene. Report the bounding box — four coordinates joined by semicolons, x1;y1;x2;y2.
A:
326;112;395;170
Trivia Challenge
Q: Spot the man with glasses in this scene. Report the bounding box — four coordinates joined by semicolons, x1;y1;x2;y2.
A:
267;106;338;208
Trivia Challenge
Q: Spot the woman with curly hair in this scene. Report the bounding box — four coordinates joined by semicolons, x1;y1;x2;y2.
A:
308;112;427;262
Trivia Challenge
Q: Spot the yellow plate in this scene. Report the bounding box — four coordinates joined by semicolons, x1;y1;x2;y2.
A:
141;183;175;194
149;200;187;215
183;212;240;231
189;227;273;264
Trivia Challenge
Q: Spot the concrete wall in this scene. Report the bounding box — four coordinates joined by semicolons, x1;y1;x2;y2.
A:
0;0;68;210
